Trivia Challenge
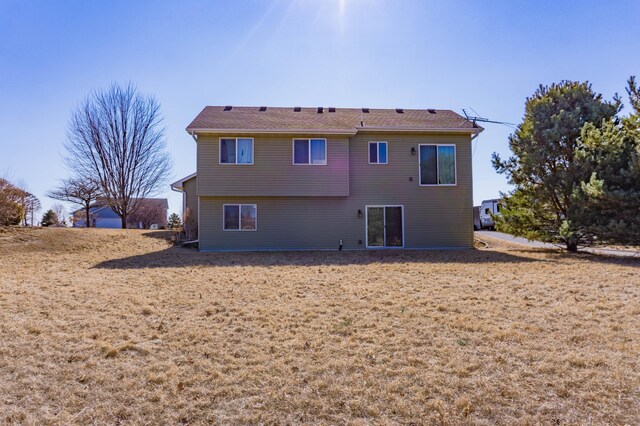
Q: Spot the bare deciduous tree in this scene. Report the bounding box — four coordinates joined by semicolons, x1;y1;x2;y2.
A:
47;177;102;227
0;177;40;226
127;199;167;229
0;177;24;226
51;203;67;226
20;192;41;226
64;83;172;228
183;207;198;241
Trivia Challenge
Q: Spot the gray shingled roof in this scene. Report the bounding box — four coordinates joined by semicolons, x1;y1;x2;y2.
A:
186;106;480;133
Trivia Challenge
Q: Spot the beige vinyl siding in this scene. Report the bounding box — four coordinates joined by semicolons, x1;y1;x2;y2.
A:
350;132;473;248
196;134;349;197
200;197;356;250
182;176;197;218
198;131;474;251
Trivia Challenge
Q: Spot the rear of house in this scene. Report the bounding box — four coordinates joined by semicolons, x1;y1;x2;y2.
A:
173;106;482;251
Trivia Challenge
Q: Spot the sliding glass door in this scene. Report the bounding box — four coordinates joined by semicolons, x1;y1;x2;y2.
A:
366;206;404;248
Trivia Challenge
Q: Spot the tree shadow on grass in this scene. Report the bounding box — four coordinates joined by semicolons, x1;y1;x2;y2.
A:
508;247;640;268
93;244;538;269
141;230;175;240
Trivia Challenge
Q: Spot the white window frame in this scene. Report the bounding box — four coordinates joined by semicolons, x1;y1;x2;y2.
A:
418;144;457;187
292;138;327;165
365;205;405;249
368;141;388;164
219;137;255;165
222;204;257;231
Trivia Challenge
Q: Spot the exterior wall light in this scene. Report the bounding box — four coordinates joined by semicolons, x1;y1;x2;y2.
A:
411;147;416;156
358;209;363;218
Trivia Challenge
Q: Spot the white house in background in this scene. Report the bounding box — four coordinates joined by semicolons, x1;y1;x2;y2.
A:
73;205;121;228
73;199;169;229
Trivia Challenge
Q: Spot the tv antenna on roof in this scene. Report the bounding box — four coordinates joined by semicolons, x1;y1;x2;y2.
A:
462;108;516;128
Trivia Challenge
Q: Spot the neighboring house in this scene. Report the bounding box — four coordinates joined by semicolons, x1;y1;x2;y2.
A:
73;205;121;228
73;198;169;229
172;106;483;251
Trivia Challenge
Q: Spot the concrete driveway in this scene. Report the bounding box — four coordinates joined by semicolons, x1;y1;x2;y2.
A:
475;230;640;258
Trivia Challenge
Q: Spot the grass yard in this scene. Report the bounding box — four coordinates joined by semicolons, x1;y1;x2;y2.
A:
0;227;639;424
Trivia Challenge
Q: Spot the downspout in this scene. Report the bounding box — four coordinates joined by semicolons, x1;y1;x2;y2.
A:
184;130;200;245
169;185;185;222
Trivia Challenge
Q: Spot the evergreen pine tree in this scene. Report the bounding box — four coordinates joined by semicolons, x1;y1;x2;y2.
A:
493;81;620;251
574;77;640;245
41;210;59;227
168;213;182;230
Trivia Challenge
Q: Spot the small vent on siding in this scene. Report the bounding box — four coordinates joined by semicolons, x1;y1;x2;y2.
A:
259;106;267;111
223;105;232;111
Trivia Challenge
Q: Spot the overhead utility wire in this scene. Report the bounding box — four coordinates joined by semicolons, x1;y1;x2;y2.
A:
462;108;517;158
462;108;517;129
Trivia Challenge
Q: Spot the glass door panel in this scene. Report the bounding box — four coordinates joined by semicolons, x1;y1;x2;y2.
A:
385;207;403;247
367;207;384;247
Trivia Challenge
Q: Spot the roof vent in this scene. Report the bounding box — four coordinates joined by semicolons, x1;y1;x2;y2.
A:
362;108;370;113
395;108;404;114
223;105;232;111
427;108;436;114
259;106;267;111
317;107;324;114
328;107;336;113
293;106;301;112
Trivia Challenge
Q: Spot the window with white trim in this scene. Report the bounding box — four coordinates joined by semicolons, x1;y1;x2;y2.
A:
419;144;456;185
293;138;326;165
223;204;257;231
220;138;254;164
368;141;388;164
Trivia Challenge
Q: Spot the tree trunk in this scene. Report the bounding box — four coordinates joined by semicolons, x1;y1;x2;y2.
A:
566;240;578;252
121;214;127;229
85;205;91;228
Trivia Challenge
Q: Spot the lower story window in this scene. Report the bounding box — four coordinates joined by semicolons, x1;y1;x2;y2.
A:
223;204;257;231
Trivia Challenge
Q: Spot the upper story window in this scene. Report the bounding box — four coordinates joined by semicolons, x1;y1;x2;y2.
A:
220;138;254;164
369;141;388;164
419;144;456;186
223;204;257;231
293;138;326;165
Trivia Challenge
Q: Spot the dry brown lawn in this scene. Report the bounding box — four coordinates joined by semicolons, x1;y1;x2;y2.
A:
0;227;639;425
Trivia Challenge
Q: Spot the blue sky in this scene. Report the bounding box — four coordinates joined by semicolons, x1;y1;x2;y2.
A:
1;0;639;216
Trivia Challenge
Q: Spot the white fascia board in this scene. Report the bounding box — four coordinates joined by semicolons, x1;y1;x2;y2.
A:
170;172;197;191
